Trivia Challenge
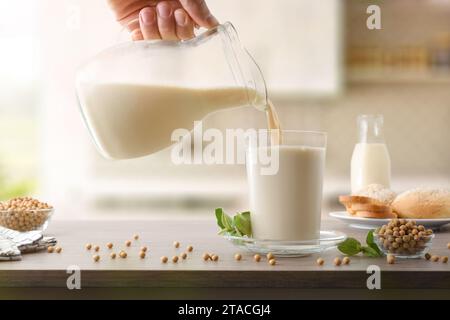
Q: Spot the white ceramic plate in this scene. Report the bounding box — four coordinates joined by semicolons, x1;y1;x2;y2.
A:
223;230;347;257
329;211;450;230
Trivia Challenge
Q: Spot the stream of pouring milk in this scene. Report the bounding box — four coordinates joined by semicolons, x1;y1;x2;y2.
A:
266;100;282;146
78;83;282;159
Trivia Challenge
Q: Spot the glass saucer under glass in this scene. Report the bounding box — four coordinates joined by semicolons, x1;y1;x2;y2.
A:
223;230;347;257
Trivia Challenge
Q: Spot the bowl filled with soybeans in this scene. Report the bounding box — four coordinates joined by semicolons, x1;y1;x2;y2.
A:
374;219;434;259
0;197;54;232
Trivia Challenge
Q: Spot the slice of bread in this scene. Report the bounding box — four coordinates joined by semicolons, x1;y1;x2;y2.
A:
339;194;394;218
351;202;393;214
339;195;376;215
392;188;450;219
339;195;383;206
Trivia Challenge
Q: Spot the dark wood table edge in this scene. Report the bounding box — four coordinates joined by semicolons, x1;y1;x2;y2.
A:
0;270;449;289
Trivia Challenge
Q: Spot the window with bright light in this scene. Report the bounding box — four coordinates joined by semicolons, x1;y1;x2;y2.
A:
0;1;38;199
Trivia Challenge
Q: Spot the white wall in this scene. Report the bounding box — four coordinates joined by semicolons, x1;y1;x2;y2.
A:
207;0;343;95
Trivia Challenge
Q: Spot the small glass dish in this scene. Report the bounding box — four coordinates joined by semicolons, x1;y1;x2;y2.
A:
374;232;434;259
0;208;54;233
223;230;347;257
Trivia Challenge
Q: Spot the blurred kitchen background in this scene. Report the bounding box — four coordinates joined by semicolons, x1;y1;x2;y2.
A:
0;0;449;220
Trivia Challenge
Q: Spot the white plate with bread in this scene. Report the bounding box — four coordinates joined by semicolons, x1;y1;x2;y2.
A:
330;184;450;230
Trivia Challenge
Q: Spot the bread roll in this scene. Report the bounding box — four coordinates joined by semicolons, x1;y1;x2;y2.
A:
392;188;450;219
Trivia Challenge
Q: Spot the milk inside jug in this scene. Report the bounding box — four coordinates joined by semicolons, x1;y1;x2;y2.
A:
76;22;278;160
351;114;391;193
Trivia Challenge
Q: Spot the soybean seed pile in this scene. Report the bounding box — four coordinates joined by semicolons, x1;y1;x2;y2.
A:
375;219;433;255
0;197;53;232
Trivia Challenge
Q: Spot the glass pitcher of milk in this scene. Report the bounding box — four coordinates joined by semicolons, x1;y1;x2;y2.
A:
351;114;391;193
76;22;267;160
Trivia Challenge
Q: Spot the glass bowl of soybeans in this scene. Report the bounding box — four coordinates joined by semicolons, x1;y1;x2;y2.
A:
374;219;434;259
0;197;54;233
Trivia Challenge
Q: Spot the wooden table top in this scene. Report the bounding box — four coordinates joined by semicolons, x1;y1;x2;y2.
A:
0;218;449;291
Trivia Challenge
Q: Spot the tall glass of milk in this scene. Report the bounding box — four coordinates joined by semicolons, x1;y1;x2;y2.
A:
76;22;268;160
246;130;327;241
351;114;391;193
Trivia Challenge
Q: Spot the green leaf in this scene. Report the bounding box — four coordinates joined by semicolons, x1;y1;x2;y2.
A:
366;230;375;246
361;246;382;257
240;211;251;219
366;230;383;256
233;215;242;232
368;243;382;256
338;238;362;256
234;213;252;237
240;211;252;236
214;208;253;237
215;208;225;229
240;211;251;225
233;227;243;237
221;211;234;231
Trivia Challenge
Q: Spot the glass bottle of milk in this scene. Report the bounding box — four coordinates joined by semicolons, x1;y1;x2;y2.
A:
351;114;391;193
